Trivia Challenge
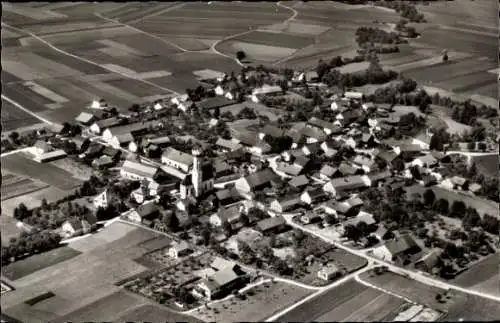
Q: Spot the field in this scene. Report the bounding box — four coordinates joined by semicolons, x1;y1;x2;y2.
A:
192;280;313;322
469;154;499;178
451;253;500;297
0;99;42;131
1;152;82;190
0;215;25;244
117;304;202;323
2;246;82;281
275;278;411;322
1;222;196;323
221;101;286;122
49;158;94;181
1;172;49;201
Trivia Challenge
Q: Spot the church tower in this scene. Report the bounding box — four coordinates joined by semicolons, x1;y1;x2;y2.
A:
191;148;203;198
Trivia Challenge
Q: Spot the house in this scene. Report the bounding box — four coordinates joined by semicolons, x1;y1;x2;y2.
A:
412;131;432;150
372;224;389;241
102;121;156;142
210;256;236;272
131;181;160;204
216;138;243;152
89;117;122;134
276;162;305;178
258;125;285;140
75;112;97;125
210;204;244;230
92;155;114;169
376;150;399;166
251;85;282;102
108;132;134;149
302;142;323;156
120;160;159;182
319;165;341;181
372;234;421;263
441;176;469;191
281;149;306;162
102;146;121;160
198;97;235;111
344;91;363;100
61;218;89;237
341;211;376;232
161;148;193;173
288;175;310;189
256;216;287;234
360;133;376;147
33;140;52;156
82;142;105;159
147;136;171;148
331;98;349;111
127;203;160;224
321;139;340;154
337;109;362;126
234;169;279;194
269;195;302;214
168;241;193;259
307;117;342;135
468;183;482;194
301;187;327;205
346;195;364;208
294;71;319;83
362;102;375;111
352;155;376;173
193;266;245;300
93;189;118;209
323;175;370;196
338;162;358;176
300;211;323;225
34;150;67;163
415;249;442;273
72;136;90;154
177;100;194;112
317;263;340;281
171;94;189;106
300;126;327;144
214;159;234;178
411;154;438;168
226;228;263;255
215;187;243;206
367;170;392;187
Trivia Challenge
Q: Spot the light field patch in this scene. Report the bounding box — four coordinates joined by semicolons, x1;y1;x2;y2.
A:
229;41;296;62
3;52;83;80
135;70;171;79
193;69;225;80
24;81;69;103
3;3;67;20
101;63;137;76
335;61;370;74
97;39;145;56
264;22;330;36
24;21;117;35
93;81;139;102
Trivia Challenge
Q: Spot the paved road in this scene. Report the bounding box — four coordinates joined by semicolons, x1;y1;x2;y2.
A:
281;214;500;303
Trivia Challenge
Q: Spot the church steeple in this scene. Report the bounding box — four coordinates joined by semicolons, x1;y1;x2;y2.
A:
191;148;203;198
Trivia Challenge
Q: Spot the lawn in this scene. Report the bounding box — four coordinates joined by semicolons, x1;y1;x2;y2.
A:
192;280;313;322
1;246;82;281
2;152;82;190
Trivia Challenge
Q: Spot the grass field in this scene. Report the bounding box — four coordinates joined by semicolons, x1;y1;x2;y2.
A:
2;246;82;281
1;172;49;201
2;153;82;190
451;253;500;297
117;304;202;323
1;222;171;323
470;154;499;178
193;280;313;322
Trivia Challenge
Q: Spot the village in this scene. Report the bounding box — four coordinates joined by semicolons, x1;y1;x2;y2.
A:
2;60;499;312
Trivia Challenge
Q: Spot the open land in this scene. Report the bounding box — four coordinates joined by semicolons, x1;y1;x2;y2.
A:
275;278;410;322
1;222;197;323
451;253;500;297
1;172;50;201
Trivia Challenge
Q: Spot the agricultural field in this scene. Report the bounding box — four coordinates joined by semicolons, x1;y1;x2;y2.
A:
275;278;412;322
469;154;500;178
1;152;82;190
192;280;314;322
451;253;500;297
117;304;202;323
0;222;188;323
0;99;42;132
1;246;82;281
1;173;49;201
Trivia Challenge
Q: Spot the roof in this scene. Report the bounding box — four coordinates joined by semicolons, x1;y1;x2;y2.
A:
398;144;422;152
243;169;279;189
276;163;304;176
377;150;398;163
260;125;285;138
344;211;376;226
257;216;286;232
106;121;156;136
304;187;326;200
94;117;122;129
34;140;51;152
293;155;310;167
210;256;234;271
121;160;158;179
205;266;240;291
170;240;191;252
289;175;309;188
102;146;120;158
214;159;232;175
160;164;187;180
115;132;134;144
148;136;171;145
451;176;467;186
416;249;442;269
162;148;194;167
217;204;243;223
300;126;327;141
65;218;82;230
136;203;159;218
75;112;95;124
273;194;302;211
374;224;388;238
308;117;338;131
216;138;243;151
198;97;235;110
415;154;437;165
92;155;113;166
232;131;260;147
338;162;357;176
320;165;338;177
319;263;339;275
252;84;282;95
346;195;364;207
361;133;374;142
368;170;391;182
324;200;352;214
383;234;419;256
303;142;322;154
327;175;368;191
353;155;375;168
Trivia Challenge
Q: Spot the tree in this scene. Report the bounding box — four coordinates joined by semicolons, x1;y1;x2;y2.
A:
392;158;405;172
480;214;500;235
316;59;330;81
450;201;466;218
463;208;481;230
433;198;449;214
236;51;246;61
129;103;140;113
468;162;478;178
423;189;436;206
8;131;20;144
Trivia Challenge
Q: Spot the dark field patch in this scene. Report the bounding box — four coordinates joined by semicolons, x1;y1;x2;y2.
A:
106;78;166;98
234;31;314;49
35;49;109;75
2;247;82;281
1;99;41;131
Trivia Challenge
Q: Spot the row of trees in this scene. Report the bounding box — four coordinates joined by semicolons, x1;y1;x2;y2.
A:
2;230;62;266
355;27;405;46
377;1;426;22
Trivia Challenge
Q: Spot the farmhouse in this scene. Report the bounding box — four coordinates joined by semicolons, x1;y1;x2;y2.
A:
126;203;160;224
61;218;92;237
75;112;97;126
120;160;159;182
161;148;193;173
102;121;156;142
34;150;67;163
323;175;370;196
89;117;122;134
344;91;363;100
352;155;376;173
234;169;279;195
215;187;243;206
307;117;342;135
411;154;438;168
317;263;340;281
251;84;282;102
33;140;52;156
415;249;442;273
288;175;310;189
294;71;319;83
301;187;327;205
372;234;421;263
193;266;245;300
108;132;134;149
210;204;244;230
256;216;287;234
168;241;192;259
258;125;285;139
269;195;302;214
216;138;243;152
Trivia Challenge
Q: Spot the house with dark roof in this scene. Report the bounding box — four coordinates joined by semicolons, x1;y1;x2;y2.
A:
215;187;243;206
216;138;243;152
300;126;327;143
75;112;98;126
338;162;358;176
269;195;302;214
89;117;123;134
323;175;370;196
319;165;341;181
301;187;327;205
167;241;193;259
367;170;392;187
411;154;438;168
210;204;245;230
415;249;442;273
307;117;342;135
352;155;376;173
234;169;280;194
372;234;421;263
120;160;159;182
256;215;287;234
301;142;323;156
288;175;310;189
193;265;246;300
258;125;285;139
102;146;121;160
127;203;160;225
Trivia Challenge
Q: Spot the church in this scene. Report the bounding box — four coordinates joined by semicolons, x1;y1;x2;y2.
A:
180;148;215;199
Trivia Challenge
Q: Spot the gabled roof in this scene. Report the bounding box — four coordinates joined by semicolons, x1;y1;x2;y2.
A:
252;84;282;95
323;200;352;214
273;194;302;210
289;175;309;188
300;126;327;141
367;170;391;182
217;204;243;223
338;162;357;176
276;163;304;176
65;218;83;230
293;155;310;168
344;211;376;226
75;112;95;124
93;117;122;129
326;175;368;191
303;187;326;200
308;117;337;131
320;165;338;177
303;142;322;154
257;215;286;232
383;234;419;256
346;195;364;207
414;154;437;166
203;266;240;291
121;160;158;179
148;136;171;145
353;155;375;168
377;150;398;163
162;148;194;167
216;138;243;151
243;169;279;189
34;140;51;152
115;132;134;144
102;146;120;158
210;256;234;271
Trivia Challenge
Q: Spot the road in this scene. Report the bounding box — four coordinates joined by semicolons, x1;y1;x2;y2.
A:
280;214;500;303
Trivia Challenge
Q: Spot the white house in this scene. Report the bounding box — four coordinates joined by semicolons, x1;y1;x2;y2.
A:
120;160;159;182
153;102;163;111
215;85;225;96
372;234;420;263
177;100;194;113
171;94;189;106
93;189;115;209
128;140;139;153
317;263;340;281
344;91;363;100
411;154;438;168
300;187;327;205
